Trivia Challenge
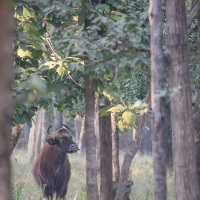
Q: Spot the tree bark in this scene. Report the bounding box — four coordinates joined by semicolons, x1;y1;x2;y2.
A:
35;109;42;157
149;0;167;199
0;1;13;199
10;124;21;156
24;123;30;145
84;74;99;200
95;100;100;170
114;91;150;200
166;0;200;199
53;107;63;131
194;89;200;188
111;114;120;182
53;93;63;131
27;111;40;162
41;108;50;149
78;116;85;154
74;115;82;144
99;104;112;200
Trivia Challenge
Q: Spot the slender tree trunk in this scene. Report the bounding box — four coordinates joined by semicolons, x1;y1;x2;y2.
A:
195;10;200;190
149;1;167;199
24;123;30;145
0;1;13;199
95;100;100;170
53;107;63;131
84;74;99;200
78;116;85;154
111;114;120;182
99;104;112;200
139;116;152;155
114;91;150;200
10;124;21;156
35;109;42;158
166;0;200;199
74;115;82;144
194;89;200;188
41;108;49;149
53;93;63;131
27;111;40;162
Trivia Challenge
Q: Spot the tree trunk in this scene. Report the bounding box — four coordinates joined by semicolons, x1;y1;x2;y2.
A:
53;107;63;131
198;13;200;42
27;111;40;162
10;124;21;156
166;0;200;199
78;116;85;154
41;108;50;149
35;109;42;157
114;91;150;200
53;93;63;131
24;123;30;145
99;104;112;200
139;116;152;155
149;1;167;199
194;89;200;189
111;114;120;182
84;74;99;200
74;115;82;144
0;1;13;199
165;111;173;168
195;8;200;189
95;100;100;170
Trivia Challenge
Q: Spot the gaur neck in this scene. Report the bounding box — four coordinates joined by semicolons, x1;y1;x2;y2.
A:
55;147;67;164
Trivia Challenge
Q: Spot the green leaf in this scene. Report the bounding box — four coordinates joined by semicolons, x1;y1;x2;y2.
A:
108;104;125;113
117;120;124;131
19;42;26;51
16;5;23;16
129;100;143;109
17;49;31;58
122;111;137;129
43;61;57;69
103;88;118;101
23;7;35;19
99;106;111;116
57;64;65;76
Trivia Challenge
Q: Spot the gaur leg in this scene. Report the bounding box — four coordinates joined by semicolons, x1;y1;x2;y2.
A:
43;185;53;200
43;196;53;200
59;197;65;200
58;187;67;200
48;196;53;200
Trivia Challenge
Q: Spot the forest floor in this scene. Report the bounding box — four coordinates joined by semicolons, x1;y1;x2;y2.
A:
11;149;175;200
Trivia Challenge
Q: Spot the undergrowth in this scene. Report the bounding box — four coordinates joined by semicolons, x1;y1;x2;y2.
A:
11;149;175;200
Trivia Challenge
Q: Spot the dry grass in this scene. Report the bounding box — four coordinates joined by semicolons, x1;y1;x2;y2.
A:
11;149;175;200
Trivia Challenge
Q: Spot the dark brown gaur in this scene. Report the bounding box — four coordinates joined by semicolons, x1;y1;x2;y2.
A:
33;125;79;200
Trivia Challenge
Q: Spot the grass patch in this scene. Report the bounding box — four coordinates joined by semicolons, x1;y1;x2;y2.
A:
11;150;175;200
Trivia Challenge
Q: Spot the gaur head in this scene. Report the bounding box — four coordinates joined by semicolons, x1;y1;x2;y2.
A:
46;125;79;154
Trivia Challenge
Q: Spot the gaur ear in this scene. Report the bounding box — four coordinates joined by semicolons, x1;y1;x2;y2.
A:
47;137;57;145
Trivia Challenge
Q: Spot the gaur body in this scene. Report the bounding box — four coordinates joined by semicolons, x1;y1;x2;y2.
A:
33;126;79;200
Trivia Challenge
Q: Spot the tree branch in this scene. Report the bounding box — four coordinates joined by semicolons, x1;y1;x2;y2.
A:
114;90;150;200
187;0;200;26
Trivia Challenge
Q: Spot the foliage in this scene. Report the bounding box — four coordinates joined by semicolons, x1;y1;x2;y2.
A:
100;100;148;131
13;0;150;128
